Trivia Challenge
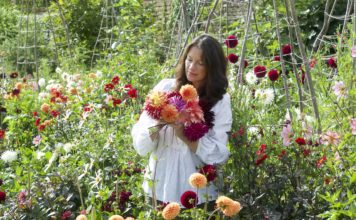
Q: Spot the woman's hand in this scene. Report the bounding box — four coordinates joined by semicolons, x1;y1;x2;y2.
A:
169;123;198;152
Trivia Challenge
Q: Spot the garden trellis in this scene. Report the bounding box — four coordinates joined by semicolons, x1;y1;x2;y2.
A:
0;0;355;219
15;0;72;79
91;0;117;68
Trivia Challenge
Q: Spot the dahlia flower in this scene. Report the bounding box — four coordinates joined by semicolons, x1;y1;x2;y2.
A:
75;214;87;220
180;191;198;209
161;104;179;123
1;150;18;163
332;81;347;99
162;202;180;220
225;35;238;48
199;164;217;182
216;196;241;217
183;123;209;141
109;215;124;220
189;173;208;188
253;65;267;78
179;85;198;102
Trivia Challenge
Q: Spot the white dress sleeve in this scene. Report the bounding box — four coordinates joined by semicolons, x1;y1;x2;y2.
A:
195;93;232;164
131;79;175;156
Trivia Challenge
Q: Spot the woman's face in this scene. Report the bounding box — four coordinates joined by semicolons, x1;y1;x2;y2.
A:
185;46;207;90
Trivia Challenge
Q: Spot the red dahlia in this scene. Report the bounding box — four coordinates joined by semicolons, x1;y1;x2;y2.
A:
295;137;306;145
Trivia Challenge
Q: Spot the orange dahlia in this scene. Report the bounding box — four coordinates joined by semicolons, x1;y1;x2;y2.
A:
109;215;124;220
189;173;207;189
161;104;179;123
162;202;180;220
216;196;241;217
75;214;87;220
179;85;198;102
41;103;50;113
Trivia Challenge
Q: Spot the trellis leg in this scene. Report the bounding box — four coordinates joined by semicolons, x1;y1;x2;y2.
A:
312;0;334;52
340;0;353;49
272;0;292;121
237;0;253;86
204;0;219;33
287;0;322;134
283;0;304;114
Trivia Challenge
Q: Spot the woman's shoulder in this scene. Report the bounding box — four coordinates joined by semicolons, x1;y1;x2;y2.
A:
212;92;231;111
153;78;175;92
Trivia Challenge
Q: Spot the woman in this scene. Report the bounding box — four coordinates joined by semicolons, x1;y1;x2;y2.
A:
131;34;232;208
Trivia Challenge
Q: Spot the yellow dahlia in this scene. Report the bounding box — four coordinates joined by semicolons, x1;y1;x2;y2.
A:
162;202;180;220
161;104;179;123
179;85;198;102
149;91;167;108
189;173;207;189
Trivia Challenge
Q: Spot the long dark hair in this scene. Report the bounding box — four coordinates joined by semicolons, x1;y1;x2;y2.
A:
175;34;228;107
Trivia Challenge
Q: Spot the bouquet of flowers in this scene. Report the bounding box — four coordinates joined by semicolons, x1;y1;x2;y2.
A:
144;84;214;141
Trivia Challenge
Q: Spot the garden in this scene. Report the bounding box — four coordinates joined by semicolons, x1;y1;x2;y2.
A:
0;0;355;219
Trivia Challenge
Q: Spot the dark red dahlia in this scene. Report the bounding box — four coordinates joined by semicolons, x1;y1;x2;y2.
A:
295;137;306;145
327;57;337;68
244;60;249;68
10;72;18;78
35;118;41;126
119;191;132;203
253;65;267;78
12;89;20;96
224;35;238;48
282;44;292;55
128;88;137;98
50;110;60;117
111;76;120;85
273;55;280;61
199;100;215;129
183;123;209;141
268;69;279;81
0;191;6;202
199;165;217;182
303;148;311;157
61;210;72;220
227;53;239;64
180;190;198;209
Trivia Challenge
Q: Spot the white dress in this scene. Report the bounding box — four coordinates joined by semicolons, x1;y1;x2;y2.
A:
131;78;232;206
